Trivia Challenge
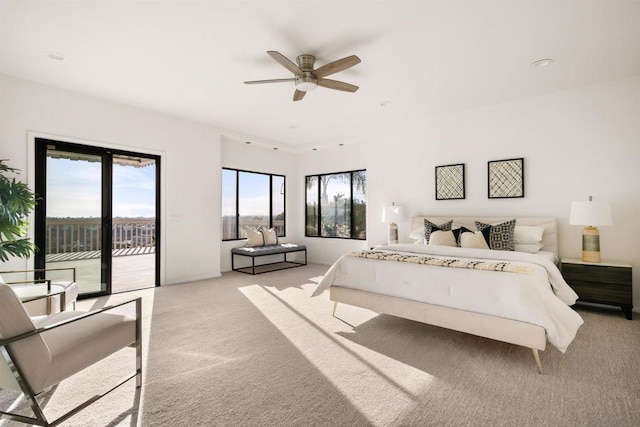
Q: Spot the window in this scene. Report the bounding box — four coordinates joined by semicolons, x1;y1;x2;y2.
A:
222;168;285;241
305;170;366;239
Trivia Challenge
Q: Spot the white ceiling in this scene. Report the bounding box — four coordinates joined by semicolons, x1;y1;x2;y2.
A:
2;1;639;151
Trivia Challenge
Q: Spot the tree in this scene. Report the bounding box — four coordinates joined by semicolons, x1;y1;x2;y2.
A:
0;160;37;261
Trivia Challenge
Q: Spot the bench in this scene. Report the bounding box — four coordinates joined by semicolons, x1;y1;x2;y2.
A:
231;244;307;275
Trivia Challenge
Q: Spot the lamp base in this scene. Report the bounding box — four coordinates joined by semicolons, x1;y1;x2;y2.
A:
388;222;398;245
582;226;601;263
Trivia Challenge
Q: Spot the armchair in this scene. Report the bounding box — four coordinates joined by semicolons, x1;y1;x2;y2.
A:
0;283;142;426
0;268;79;316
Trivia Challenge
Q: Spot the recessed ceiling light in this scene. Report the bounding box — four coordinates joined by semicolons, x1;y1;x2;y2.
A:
44;51;65;61
338;143;344;147
531;58;553;68
245;141;252;144
312;148;317;151
289;125;298;129
379;101;392;107
273;147;279;150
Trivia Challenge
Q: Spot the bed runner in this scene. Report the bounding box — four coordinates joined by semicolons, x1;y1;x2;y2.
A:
348;250;534;274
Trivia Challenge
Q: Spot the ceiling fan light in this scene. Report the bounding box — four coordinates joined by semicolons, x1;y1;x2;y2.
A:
295;76;318;92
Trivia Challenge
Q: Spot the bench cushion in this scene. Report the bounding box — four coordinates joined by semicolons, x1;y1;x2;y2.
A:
232;244;306;257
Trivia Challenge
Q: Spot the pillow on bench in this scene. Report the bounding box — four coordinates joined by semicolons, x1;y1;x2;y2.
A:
246;228;265;247
261;228;278;245
245;227;279;247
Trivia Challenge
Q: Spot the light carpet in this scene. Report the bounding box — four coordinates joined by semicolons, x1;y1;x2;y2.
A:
1;264;639;426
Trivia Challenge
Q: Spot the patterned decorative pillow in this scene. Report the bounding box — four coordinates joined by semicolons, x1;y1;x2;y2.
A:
245;227;265;247
423;219;453;244
475;219;516;251
259;227;279;245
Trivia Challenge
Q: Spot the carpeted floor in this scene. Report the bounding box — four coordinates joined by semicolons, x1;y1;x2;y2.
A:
1;263;639;426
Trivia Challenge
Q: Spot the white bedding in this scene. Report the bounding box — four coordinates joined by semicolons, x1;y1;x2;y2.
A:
313;244;584;352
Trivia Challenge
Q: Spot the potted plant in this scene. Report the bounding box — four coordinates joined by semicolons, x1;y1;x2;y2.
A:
0;159;37;261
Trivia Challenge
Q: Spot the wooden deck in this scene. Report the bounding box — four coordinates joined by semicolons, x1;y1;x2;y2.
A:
45;249;156;294
45;246;155;262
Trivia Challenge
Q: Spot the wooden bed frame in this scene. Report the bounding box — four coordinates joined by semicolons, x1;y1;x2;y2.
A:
330;216;559;374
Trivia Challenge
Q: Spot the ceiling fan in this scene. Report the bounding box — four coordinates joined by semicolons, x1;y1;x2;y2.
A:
244;51;361;101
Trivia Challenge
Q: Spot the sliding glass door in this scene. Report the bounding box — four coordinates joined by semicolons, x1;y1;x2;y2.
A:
111;154;158;292
34;138;160;298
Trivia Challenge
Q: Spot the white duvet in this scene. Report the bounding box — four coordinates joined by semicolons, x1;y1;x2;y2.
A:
313;244;584;352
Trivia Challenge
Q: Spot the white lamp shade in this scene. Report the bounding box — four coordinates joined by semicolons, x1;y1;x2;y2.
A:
382;205;405;223
570;201;612;226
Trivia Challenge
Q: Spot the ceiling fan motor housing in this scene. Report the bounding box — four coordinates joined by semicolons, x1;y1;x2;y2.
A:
296;54;316;71
295;55;318;91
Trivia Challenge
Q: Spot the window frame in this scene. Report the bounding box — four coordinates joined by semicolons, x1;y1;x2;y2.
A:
222;167;286;241
305;169;367;240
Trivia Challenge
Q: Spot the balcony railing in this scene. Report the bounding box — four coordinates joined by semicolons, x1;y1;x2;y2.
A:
46;218;156;255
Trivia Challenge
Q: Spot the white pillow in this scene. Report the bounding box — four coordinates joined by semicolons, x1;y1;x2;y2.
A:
245;228;264;247
261;228;279;245
514;243;544;253
428;230;457;247
460;231;490;250
409;227;425;241
513;225;545;244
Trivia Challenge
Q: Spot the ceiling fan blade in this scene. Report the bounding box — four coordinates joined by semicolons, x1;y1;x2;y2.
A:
244;78;296;85
267;51;304;76
317;78;359;92
313;55;361;78
293;90;306;101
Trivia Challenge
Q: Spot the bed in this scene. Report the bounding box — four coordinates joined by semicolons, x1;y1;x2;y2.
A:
312;216;584;374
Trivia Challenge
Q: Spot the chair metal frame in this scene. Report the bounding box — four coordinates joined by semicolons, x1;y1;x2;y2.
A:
0;297;142;427
1;268;77;315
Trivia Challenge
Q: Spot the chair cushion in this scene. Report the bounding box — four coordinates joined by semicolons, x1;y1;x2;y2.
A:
33;310;137;393
0;284;52;392
15;282;79;316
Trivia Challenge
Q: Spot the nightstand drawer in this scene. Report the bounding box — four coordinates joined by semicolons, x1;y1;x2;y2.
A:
565;279;631;305
562;263;631;285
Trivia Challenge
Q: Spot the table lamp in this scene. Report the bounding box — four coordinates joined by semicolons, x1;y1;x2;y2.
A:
569;196;612;263
382;202;405;245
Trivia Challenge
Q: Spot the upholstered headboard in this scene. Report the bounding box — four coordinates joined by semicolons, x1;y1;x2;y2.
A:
411;216;559;257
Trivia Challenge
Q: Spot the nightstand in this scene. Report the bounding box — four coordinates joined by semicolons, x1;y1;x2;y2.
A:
561;258;633;320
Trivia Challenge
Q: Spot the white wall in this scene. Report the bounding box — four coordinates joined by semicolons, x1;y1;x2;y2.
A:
219;138;299;272
0;74;223;284
365;76;640;309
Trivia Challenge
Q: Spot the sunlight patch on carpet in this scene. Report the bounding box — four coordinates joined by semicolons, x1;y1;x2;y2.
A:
239;283;435;426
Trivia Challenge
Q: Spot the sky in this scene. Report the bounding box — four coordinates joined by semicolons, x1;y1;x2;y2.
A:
46;157;156;218
222;169;284;217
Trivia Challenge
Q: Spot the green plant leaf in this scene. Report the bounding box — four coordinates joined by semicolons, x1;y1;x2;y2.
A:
0;159;38;261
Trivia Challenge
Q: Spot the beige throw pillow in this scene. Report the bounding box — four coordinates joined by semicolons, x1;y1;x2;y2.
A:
428;230;458;247
261;228;279;245
245;228;264;247
460;231;490;249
